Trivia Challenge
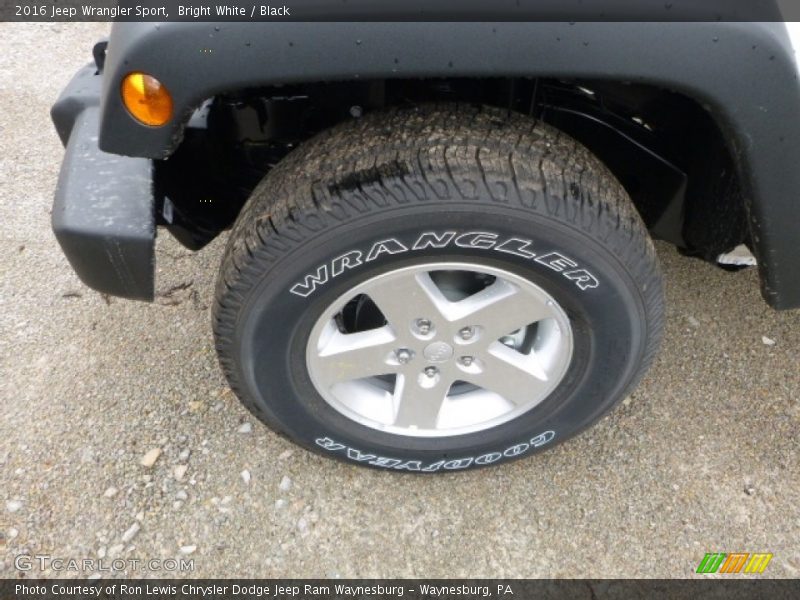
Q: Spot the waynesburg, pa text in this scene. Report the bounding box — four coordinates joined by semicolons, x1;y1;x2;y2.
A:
15;583;515;598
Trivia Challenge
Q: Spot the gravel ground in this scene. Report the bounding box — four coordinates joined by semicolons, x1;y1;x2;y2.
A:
1;23;798;580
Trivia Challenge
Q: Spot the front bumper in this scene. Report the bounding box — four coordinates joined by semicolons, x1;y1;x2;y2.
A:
51;63;155;301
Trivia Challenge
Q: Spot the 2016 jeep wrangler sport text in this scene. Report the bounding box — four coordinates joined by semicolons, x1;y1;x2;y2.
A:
51;15;800;472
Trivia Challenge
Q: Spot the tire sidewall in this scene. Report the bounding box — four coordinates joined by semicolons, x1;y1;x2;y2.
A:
228;201;648;472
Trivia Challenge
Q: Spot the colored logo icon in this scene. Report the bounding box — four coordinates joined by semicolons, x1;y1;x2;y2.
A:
696;553;773;574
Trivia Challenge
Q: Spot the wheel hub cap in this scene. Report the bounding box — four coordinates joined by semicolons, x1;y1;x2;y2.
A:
423;341;454;363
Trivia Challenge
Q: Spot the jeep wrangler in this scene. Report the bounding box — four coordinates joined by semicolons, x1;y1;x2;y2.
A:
51;17;800;472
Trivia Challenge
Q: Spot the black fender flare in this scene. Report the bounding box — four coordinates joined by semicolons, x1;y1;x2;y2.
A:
99;21;800;309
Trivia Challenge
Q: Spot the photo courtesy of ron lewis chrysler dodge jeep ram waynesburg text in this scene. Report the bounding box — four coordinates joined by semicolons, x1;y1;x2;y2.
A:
51;15;800;472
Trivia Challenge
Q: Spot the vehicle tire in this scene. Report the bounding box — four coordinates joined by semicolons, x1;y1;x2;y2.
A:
213;104;664;472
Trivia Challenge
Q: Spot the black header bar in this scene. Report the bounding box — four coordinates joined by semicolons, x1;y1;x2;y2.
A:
5;0;800;22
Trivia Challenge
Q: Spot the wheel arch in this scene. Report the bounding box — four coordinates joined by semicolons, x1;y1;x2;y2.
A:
101;21;800;309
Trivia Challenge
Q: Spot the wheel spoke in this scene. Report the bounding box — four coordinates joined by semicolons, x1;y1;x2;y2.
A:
450;279;553;340
392;372;452;429
366;271;450;334
462;343;550;407
314;322;398;384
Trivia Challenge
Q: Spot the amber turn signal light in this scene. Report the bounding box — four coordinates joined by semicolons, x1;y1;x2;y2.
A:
121;72;173;126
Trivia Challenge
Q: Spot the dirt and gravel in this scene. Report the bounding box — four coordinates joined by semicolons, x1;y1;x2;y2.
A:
1;23;798;579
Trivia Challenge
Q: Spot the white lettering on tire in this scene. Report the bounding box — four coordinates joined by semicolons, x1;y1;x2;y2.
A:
412;231;457;250
313;430;556;471
331;250;363;277
290;230;599;297
364;238;408;262
289;265;330;298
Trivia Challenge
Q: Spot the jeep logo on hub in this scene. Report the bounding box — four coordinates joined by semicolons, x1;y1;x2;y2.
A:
423;341;454;363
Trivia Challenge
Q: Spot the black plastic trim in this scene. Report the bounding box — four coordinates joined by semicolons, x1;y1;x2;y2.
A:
51;66;155;301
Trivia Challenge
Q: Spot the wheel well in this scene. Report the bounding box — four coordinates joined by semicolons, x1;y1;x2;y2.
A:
155;77;748;261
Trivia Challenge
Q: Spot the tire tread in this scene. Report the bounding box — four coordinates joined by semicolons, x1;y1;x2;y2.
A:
213;104;664;437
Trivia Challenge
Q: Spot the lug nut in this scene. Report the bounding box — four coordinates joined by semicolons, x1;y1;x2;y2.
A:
459;356;474;367
424;366;438;378
459;326;475;340
396;349;413;364
416;319;432;335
